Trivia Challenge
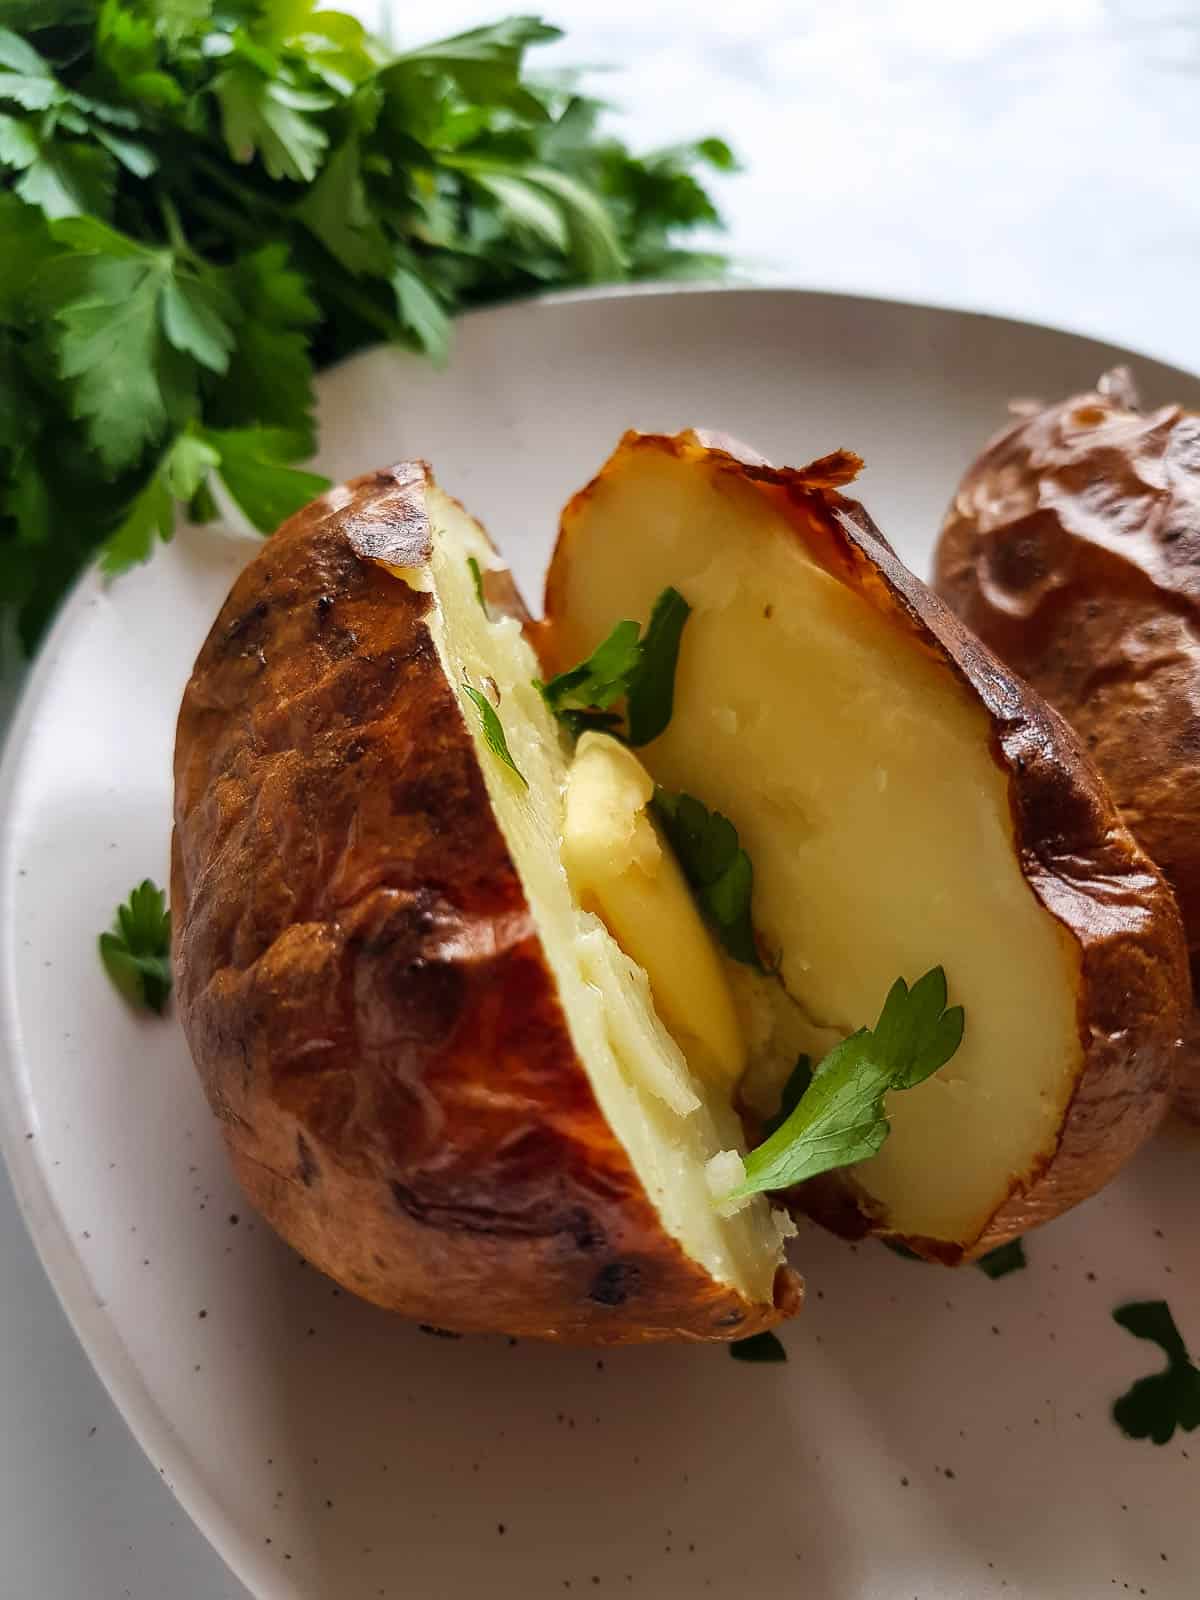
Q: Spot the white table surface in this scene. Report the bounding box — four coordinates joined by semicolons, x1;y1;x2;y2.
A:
2;2;1198;1595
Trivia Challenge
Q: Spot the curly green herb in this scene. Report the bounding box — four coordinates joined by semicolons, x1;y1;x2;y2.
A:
724;968;964;1199
98;878;172;1014
0;10;735;649
463;680;526;786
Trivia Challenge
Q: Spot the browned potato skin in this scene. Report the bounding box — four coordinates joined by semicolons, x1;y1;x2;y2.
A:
541;431;1189;1260
172;463;802;1342
934;376;1200;1119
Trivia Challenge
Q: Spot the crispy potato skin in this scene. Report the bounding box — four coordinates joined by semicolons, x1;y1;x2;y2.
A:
173;464;799;1342
934;378;1200;1119
542;432;1188;1260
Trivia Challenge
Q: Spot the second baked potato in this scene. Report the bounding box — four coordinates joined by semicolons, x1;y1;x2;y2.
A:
933;371;1200;1117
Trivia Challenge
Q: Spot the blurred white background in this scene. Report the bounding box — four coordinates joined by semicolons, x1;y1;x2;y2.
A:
377;0;1200;367
1;3;1197;1596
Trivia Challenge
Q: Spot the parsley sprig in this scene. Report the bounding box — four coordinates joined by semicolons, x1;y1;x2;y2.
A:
723;967;964;1199
0;10;735;649
652;786;762;969
729;1330;787;1363
538;587;691;744
1112;1300;1200;1445
98;878;172;1014
462;679;527;786
975;1238;1026;1278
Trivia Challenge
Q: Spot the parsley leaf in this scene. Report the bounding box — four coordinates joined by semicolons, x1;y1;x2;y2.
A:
0;26;60;110
159;272;236;374
49;251;173;471
462;681;527;787
725;968;964;1198
99;464;171;574
651;788;761;968
213;58;332;184
762;1055;813;1137
1112;1301;1200;1445
539;587;691;745
202;426;330;533
540;620;640;726
625;587;691;745
206;245;319;446
729;1330;787;1363
882;1240;925;1262
98;879;172;1014
976;1239;1027;1279
467;555;487;613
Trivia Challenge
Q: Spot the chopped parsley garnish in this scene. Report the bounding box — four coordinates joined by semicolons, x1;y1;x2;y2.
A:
462;681;526;787
624;587;691;745
975;1239;1027;1279
98;879;172;1014
883;1240;924;1262
538;587;690;746
1111;1300;1200;1445
723;967;964;1199
651;787;761;969
729;1330;787;1363
467;556;487;614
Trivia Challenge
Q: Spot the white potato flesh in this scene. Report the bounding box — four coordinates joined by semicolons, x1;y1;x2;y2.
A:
412;487;784;1304
548;446;1083;1248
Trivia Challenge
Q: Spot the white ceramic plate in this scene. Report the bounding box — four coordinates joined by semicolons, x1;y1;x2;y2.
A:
2;287;1198;1600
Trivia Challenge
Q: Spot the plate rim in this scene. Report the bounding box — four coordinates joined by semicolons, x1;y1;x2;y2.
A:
2;279;1198;1600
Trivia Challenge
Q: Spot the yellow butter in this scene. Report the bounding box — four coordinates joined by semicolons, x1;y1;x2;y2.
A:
562;732;745;1087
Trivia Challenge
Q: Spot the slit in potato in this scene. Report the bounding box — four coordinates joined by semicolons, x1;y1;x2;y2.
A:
407;483;788;1303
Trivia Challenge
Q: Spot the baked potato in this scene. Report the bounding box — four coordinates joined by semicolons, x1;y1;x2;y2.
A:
172;464;801;1343
173;431;1186;1345
540;430;1187;1261
933;371;1200;1119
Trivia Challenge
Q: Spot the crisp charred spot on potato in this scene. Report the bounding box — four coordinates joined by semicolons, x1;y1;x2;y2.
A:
224;598;270;650
389;1179;607;1247
296;1132;319;1187
568;1212;608;1253
588;1262;642;1306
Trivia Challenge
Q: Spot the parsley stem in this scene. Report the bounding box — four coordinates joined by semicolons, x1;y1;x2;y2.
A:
158;192;189;257
190;152;290;220
313;269;402;339
185;191;262;247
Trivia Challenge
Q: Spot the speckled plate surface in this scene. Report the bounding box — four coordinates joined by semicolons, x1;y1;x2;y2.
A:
1;287;1198;1600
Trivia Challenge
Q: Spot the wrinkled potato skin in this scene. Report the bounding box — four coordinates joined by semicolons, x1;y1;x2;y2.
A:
542;432;1189;1259
173;464;800;1342
934;379;1200;1119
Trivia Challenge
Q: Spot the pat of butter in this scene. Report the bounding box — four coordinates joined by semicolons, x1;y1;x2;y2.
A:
562;732;745;1087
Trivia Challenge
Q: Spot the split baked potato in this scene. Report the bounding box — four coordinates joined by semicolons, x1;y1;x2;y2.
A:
173;431;1186;1344
933;372;1200;1118
540;431;1186;1260
173;464;801;1343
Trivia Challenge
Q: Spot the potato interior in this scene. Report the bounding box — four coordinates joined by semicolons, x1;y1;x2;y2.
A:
547;447;1084;1250
413;488;785;1302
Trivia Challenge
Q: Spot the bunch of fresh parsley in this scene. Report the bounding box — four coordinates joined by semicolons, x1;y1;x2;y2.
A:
0;4;735;651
